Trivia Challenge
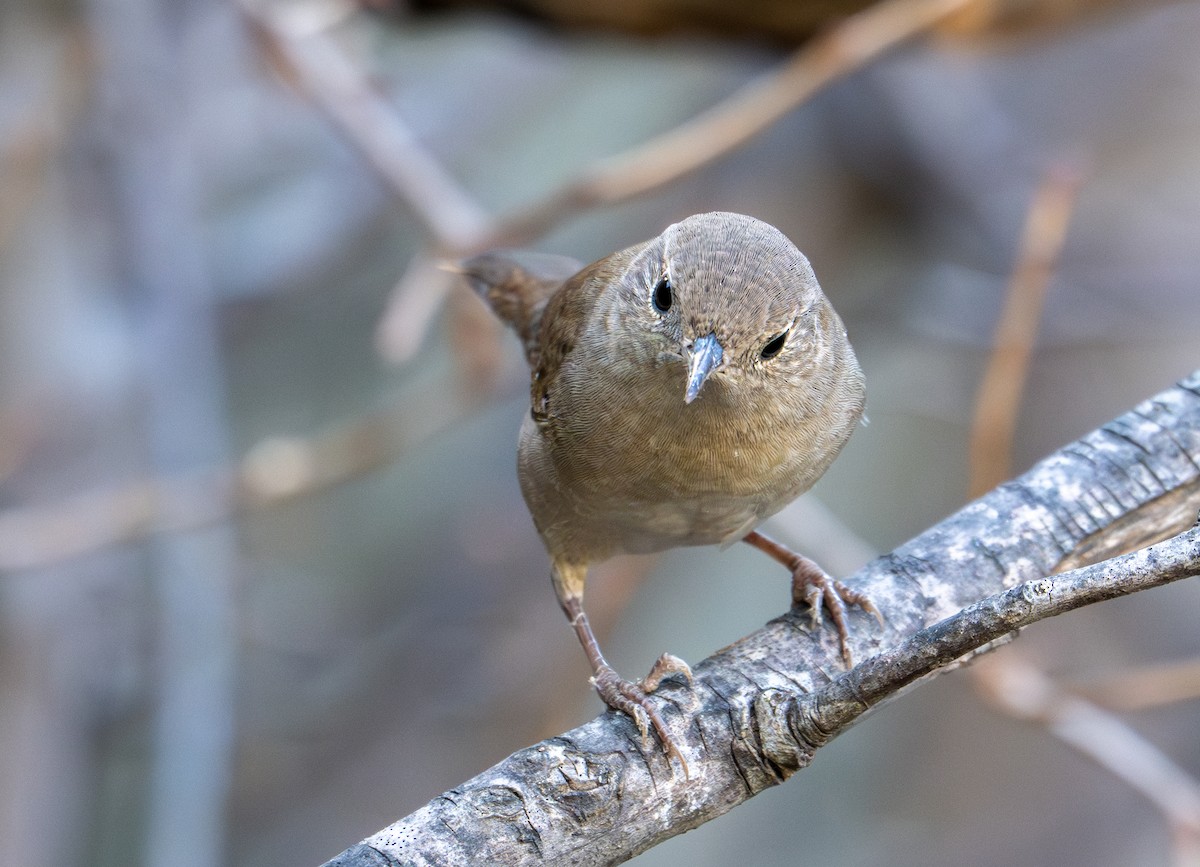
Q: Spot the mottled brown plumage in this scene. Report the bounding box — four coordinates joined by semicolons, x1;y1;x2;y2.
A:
463;212;876;768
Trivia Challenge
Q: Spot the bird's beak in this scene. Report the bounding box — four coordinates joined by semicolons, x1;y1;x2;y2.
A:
685;333;724;404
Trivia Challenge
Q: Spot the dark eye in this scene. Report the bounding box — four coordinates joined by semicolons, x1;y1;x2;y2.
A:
760;330;788;360
652;276;673;313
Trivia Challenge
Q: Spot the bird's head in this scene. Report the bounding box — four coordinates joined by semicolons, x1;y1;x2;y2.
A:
609;212;835;406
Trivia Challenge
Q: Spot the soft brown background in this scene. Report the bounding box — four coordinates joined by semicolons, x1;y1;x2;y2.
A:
1;1;1198;865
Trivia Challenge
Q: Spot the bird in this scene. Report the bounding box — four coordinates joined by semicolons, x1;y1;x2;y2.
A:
460;211;877;767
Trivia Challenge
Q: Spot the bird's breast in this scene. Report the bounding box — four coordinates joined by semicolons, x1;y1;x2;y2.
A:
520;353;856;561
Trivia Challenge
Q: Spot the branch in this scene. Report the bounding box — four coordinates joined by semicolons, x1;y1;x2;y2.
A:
1070;658;1200;712
973;655;1200;847
480;0;978;247
321;371;1200;866
0;370;484;571
237;0;492;250
967;163;1082;498
958;164;1200;865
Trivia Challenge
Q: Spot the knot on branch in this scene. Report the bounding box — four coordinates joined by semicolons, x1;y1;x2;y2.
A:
752;689;817;780
1021;577;1054;605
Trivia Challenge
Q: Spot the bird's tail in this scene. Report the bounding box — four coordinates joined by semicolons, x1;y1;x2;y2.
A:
455;251;581;367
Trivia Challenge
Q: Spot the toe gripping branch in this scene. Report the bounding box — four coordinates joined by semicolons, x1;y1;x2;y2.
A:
563;596;693;773
743;530;883;667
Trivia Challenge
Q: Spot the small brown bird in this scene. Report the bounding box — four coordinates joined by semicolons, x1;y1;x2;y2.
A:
462;212;877;765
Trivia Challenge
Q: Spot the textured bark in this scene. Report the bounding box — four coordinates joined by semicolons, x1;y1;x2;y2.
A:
323;370;1200;867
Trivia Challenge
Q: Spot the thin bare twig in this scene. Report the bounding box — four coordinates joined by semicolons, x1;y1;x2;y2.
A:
237;0;492;250
1069;658;1200;712
974;654;1200;862
374;250;464;363
0;131;53;252
963;163;1200;867
482;0;979;248
238;0;984;361
0;25;91;252
0;370;486;572
968;164;1082;498
0;403;44;489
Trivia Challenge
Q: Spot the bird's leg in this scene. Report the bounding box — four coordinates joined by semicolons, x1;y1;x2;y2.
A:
743;530;882;667
553;562;691;771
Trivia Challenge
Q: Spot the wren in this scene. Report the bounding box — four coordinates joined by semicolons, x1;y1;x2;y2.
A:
462;212;877;767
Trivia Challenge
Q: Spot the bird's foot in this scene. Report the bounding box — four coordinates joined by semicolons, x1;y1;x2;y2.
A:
790;557;883;667
744;531;882;667
591;654;692;772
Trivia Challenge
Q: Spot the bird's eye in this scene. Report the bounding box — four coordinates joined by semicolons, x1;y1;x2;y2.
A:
652;276;673;313
760;330;788;360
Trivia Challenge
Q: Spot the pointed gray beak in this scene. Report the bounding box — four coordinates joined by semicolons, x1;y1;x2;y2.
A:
685;333;724;404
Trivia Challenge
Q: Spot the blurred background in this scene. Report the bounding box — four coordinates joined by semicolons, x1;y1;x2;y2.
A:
1;0;1199;864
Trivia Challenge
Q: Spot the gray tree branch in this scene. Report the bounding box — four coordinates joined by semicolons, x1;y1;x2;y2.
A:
323;369;1200;867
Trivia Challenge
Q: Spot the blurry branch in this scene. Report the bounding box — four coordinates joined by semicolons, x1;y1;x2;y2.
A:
375;254;465;363
0;31;92;486
0;25;91;253
248;0;976;252
974;656;1200;862
84;0;242;853
322;372;1200;867
391;0;1164;42
235;0;494;363
968;165;1081;499
236;0;980;361
237;0;492;251
0;130;52;253
0;405;43;489
0;371;483;571
964;164;1200;867
481;0;977;248
0;29;91;483
1069;659;1200;712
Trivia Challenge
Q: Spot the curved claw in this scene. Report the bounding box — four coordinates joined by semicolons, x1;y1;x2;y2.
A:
743;530;882;669
639;653;693;693
793;564;883;667
591;664;690;775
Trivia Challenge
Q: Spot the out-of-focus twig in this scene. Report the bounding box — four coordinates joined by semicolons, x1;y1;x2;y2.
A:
85;0;242;856
0;404;44;488
385;0;1159;43
374;250;465;364
0;370;488;572
236;0;498;363
483;0;979;249
236;0;984;361
1070;658;1200;713
968;165;1082;498
769;495;879;577
0;133;52;253
964;164;1200;867
974;654;1200;863
237;0;493;251
0;25;91;253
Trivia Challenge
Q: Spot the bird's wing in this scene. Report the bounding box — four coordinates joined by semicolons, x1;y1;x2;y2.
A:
526;256;614;421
